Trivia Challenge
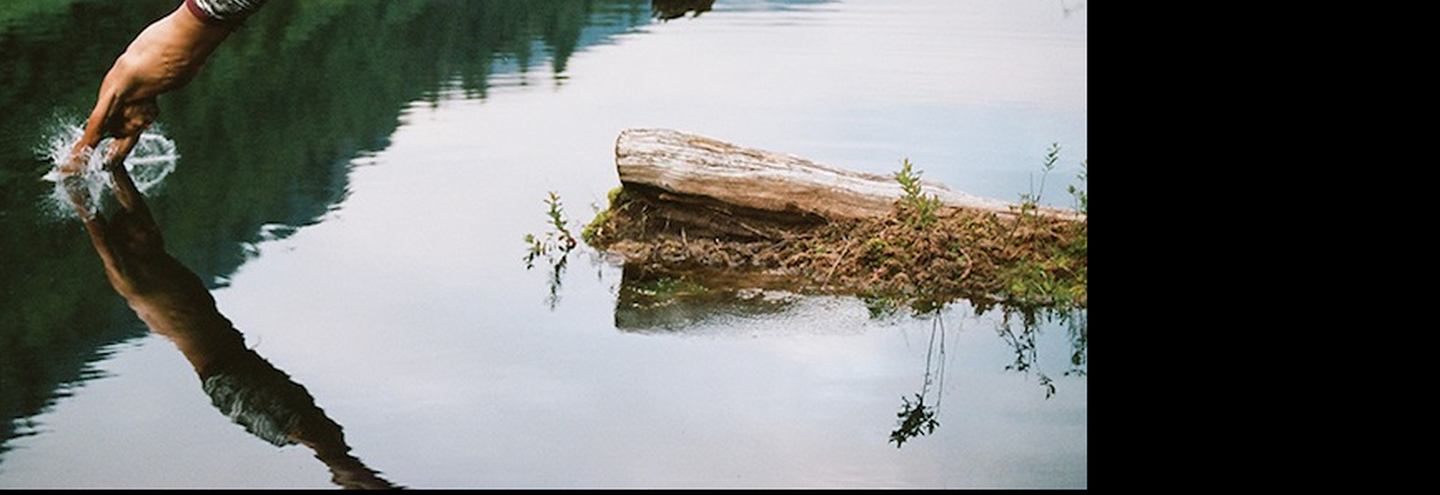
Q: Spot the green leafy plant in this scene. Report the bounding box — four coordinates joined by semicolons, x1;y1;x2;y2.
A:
523;192;587;309
546;191;577;251
894;158;942;228
1019;142;1060;208
523;233;545;269
1067;159;1087;215
524;191;577;269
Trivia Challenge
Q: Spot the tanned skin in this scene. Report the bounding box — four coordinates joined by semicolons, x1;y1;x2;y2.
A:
61;3;234;174
59;161;396;490
56;7;396;486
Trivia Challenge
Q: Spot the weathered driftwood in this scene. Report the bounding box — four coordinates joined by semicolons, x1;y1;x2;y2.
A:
615;129;1083;228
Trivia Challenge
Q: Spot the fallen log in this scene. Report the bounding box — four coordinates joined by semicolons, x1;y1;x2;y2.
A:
614;128;1083;229
583;129;1088;311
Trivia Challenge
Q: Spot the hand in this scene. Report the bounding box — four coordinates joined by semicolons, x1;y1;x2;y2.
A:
61;3;232;174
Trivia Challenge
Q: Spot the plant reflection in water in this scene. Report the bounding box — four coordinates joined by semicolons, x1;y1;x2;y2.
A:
995;306;1088;399
60;166;396;489
892;304;1086;447
523;198;1086;449
890;311;947;448
524;191;580;310
518;238;1087;448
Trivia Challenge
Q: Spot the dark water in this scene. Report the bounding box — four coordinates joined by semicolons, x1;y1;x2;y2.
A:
0;0;1086;488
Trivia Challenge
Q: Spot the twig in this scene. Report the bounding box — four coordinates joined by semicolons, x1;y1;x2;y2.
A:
735;220;769;238
821;236;855;291
957;247;974;280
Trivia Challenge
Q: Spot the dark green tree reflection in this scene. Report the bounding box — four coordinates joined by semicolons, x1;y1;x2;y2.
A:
2;0;655;455
58;164;396;489
652;0;715;20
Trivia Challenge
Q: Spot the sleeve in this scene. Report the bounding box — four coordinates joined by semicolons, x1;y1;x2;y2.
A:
185;0;269;25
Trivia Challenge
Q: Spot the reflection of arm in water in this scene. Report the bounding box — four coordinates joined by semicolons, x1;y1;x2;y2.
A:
63;0;268;174
63;166;394;490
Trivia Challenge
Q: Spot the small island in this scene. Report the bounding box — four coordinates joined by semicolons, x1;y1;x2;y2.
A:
580;129;1088;316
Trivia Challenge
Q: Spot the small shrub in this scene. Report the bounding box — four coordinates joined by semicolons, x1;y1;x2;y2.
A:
545;191;577;251
1019;142;1060;208
524;191;578;269
1067;159;1087;215
894;158;941;228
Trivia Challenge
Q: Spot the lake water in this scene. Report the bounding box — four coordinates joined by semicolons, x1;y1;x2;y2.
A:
0;0;1087;488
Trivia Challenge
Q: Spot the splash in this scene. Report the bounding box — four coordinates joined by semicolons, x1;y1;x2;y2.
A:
36;117;179;220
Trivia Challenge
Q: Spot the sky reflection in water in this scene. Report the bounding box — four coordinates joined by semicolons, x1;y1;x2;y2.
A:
0;0;1085;488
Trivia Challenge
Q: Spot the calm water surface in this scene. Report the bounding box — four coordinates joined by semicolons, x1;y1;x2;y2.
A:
0;0;1087;488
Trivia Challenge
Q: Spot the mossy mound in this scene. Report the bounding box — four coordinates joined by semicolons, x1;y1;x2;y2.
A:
584;186;1086;314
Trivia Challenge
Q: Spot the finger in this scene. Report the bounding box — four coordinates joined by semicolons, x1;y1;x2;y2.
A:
104;136;155;222
71;60;133;160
